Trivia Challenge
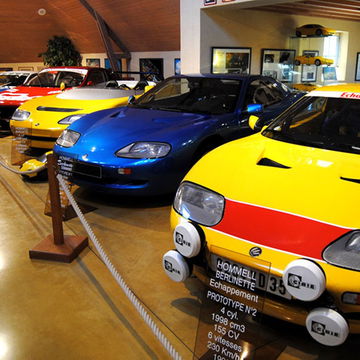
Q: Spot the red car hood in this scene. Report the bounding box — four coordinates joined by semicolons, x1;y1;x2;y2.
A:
0;86;63;106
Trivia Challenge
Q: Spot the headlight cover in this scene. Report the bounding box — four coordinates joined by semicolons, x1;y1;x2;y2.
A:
56;129;80;148
323;230;360;271
115;142;171;159
173;181;225;226
12;109;30;121
58;114;86;125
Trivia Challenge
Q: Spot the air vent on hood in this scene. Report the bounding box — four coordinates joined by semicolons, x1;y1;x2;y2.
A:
340;176;360;184
257;157;291;169
36;106;81;112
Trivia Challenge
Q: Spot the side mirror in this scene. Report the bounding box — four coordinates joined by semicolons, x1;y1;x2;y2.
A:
248;115;265;131
246;103;263;114
128;95;136;104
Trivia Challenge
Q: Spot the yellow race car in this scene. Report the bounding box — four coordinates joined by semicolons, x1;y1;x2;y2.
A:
295;54;334;67
295;24;336;37
163;84;360;346
10;80;154;151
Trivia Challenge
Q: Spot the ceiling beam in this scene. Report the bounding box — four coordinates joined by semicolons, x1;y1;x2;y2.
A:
79;0;131;71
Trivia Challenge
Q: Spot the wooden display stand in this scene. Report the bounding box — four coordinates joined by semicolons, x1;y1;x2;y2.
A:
29;154;88;263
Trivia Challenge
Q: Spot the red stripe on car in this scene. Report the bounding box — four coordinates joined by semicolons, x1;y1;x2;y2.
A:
212;200;350;260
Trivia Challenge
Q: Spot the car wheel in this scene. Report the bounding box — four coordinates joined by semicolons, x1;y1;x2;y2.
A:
315;29;323;36
295;60;301;66
315;59;321;66
296;31;301;37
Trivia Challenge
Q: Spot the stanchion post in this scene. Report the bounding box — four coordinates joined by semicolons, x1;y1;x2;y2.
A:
46;153;64;245
29;153;88;263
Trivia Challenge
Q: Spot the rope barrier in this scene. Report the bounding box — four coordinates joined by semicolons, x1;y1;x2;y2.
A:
57;173;182;360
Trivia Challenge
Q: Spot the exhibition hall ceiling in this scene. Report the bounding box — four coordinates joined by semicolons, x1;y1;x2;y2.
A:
0;0;180;63
1;0;359;64
252;0;360;21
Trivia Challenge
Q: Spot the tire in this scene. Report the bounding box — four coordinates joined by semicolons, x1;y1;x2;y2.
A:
295;60;301;66
296;31;301;37
315;29;322;36
315;59;321;66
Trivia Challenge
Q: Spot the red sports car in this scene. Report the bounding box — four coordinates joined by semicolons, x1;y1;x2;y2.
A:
0;66;113;125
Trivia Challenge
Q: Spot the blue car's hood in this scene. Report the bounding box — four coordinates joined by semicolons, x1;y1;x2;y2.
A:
70;107;213;148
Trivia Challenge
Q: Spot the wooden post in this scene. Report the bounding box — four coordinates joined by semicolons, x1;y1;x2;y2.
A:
47;153;64;245
29;153;88;263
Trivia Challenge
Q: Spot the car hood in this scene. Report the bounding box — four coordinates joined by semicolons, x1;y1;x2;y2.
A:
185;133;360;229
183;134;360;260
14;90;135;128
69;107;213;151
0;86;63;106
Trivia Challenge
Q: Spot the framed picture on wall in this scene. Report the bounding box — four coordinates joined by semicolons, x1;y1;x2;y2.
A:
139;58;164;81
204;0;217;5
261;48;295;83
211;47;251;74
356;52;360;81
174;58;181;75
105;58;122;71
86;58;100;67
301;50;319;82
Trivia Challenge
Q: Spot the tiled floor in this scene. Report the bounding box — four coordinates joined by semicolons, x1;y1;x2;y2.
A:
0;134;359;359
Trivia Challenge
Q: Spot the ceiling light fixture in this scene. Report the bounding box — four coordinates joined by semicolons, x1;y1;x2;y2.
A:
37;8;47;16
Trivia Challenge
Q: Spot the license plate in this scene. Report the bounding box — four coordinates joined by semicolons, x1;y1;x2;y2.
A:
210;255;291;300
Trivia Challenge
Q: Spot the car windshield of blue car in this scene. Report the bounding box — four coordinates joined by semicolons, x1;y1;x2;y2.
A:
263;96;360;154
130;77;242;114
24;71;85;87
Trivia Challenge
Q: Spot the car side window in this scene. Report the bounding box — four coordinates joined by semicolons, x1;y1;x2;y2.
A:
245;79;285;107
86;70;107;85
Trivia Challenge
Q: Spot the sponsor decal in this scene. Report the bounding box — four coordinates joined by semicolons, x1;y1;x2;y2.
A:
164;260;180;275
311;321;339;338
175;232;190;247
340;92;360;99
249;247;262;257
287;273;315;290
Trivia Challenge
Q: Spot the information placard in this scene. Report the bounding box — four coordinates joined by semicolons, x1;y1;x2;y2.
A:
194;247;274;360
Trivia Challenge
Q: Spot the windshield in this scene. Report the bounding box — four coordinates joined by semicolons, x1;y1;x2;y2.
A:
263;96;360;154
131;77;242;114
24;71;86;88
0;75;28;86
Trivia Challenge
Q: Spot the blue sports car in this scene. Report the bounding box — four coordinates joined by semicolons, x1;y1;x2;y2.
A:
53;74;304;195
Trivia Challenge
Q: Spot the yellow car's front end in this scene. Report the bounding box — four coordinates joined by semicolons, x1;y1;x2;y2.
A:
163;84;360;346
10;86;147;151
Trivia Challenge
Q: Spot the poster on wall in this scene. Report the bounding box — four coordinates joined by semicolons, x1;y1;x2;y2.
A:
174;58;181;75
261;49;295;83
356;52;360;81
85;58;100;67
301;50;318;82
139;58;164;81
211;47;251;74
